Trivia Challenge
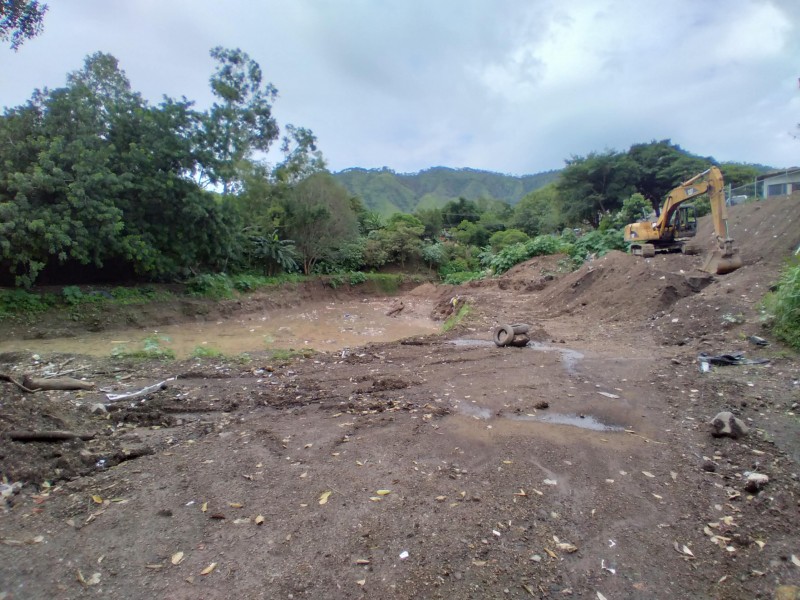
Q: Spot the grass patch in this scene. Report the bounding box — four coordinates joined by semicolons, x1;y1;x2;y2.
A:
190;345;224;359
112;335;176;361
762;258;800;349
442;302;471;332
268;348;315;362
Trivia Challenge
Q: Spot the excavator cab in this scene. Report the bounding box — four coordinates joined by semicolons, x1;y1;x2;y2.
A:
672;205;697;238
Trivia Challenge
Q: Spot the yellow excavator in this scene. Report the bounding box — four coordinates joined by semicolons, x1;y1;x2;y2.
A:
623;166;743;274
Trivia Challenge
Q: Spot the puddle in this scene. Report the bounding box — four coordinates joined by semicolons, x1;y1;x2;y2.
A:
455;401;623;432
528;342;584;375
449;339;584;375
508;412;623;432
0;300;441;359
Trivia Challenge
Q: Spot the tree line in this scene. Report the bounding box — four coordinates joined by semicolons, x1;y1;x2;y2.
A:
0;49;767;288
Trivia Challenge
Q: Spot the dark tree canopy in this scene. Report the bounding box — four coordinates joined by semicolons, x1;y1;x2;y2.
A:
1;0;47;50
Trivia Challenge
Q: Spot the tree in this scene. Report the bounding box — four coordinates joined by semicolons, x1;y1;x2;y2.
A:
511;183;564;236
249;229;298;275
283;173;359;274
382;214;425;267
557;151;640;227
272;124;326;186
203;47;279;193
441;197;480;228
1;0;47;50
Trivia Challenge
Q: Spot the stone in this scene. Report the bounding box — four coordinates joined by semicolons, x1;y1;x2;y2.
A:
710;411;748;438
745;472;769;493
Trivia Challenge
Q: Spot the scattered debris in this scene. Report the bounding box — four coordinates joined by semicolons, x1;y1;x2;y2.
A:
697;352;769;367
105;377;175;402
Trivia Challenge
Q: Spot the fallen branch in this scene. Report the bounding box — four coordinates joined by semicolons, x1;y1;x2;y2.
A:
105;377;175;403
0;373;38;393
8;430;95;442
22;375;95;391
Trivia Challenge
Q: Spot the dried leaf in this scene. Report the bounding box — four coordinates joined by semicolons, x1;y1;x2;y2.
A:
200;562;217;575
755;540;765;550
597;593;608;600
319;491;332;505
642;471;655;478
543;479;557;486
514;489;527;497
145;564;164;570
435;496;447;502
544;548;558;559
556;542;578;553
304;443;312;448
369;497;382;502
682;545;694;557
652;494;663;500
356;579;366;586
171;551;185;565
228;502;244;508
792;554;800;567
91;495;103;504
233;518;251;524
201;502;208;513
355;559;370;565
255;515;265;525
502;460;513;464
376;490;391;496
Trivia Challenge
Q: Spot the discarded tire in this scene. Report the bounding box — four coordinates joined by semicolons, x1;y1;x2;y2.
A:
511;324;529;335
508;334;531;347
493;324;515;347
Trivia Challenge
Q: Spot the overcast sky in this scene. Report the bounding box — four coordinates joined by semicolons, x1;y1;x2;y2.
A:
1;0;798;175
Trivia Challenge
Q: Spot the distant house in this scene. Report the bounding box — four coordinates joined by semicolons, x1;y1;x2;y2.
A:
758;168;800;198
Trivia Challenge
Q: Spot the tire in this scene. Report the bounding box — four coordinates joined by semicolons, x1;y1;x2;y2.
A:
493;324;515;347
511;324;530;335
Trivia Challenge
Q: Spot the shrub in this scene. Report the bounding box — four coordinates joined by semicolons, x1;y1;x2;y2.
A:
186;274;234;299
0;289;57;318
62;285;84;305
763;259;800;349
443;271;482;285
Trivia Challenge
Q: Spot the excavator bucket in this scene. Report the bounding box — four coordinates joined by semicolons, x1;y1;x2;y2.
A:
701;240;742;275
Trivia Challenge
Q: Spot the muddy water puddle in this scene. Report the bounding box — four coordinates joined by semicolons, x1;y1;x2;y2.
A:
0;300;440;359
455;401;624;432
450;339;584;375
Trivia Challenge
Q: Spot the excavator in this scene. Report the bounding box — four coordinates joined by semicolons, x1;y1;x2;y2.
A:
623;166;743;274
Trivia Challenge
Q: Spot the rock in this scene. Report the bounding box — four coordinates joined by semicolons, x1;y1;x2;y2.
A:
534;401;549;410
774;585;799;600
710;411;748;438
90;403;108;414
702;460;717;472
745;473;769;493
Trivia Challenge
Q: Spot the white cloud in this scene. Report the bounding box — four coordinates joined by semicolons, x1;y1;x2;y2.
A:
0;0;796;174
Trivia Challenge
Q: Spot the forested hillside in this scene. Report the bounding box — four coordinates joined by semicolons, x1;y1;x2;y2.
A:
333;167;560;215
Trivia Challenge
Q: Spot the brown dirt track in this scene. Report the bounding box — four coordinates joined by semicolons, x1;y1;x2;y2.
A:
1;196;799;600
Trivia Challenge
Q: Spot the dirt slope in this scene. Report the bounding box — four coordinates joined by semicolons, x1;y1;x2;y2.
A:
1;197;799;600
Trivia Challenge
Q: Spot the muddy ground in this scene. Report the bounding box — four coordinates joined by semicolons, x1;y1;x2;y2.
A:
1;196;799;600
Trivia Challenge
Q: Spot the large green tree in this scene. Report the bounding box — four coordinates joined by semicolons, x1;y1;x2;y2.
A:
282;173;359;274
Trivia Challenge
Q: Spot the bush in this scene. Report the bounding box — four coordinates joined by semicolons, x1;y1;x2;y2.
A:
569;229;626;265
763;259;800;349
443;271;482;285
349;271;367;286
186;274;234;299
62;285;84;305
0;289;57;318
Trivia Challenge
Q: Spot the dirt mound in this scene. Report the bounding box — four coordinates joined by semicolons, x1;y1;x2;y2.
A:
535;250;712;322
687;194;800;267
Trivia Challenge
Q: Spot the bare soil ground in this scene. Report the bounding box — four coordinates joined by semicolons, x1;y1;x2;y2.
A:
1;197;799;600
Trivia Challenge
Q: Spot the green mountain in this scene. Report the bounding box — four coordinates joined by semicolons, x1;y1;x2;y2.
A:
333;166;560;216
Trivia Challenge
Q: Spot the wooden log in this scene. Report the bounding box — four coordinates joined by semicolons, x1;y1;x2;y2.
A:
21;375;95;391
8;430;95;442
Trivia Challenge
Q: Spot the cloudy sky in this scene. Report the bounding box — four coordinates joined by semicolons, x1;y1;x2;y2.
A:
1;0;798;175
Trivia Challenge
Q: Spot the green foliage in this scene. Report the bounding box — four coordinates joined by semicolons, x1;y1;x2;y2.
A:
763;259;800;349
568;229;626;264
443;271;482;285
191;345;224;359
186;273;235;299
0;288;57;318
61;285;84;306
421;242;446;270
363;273;403;294
442;302;471;332
690;196;711;218
349;271;367;286
112;335;175;360
268;347;315;362
1;0;48;50
488;229;530;251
